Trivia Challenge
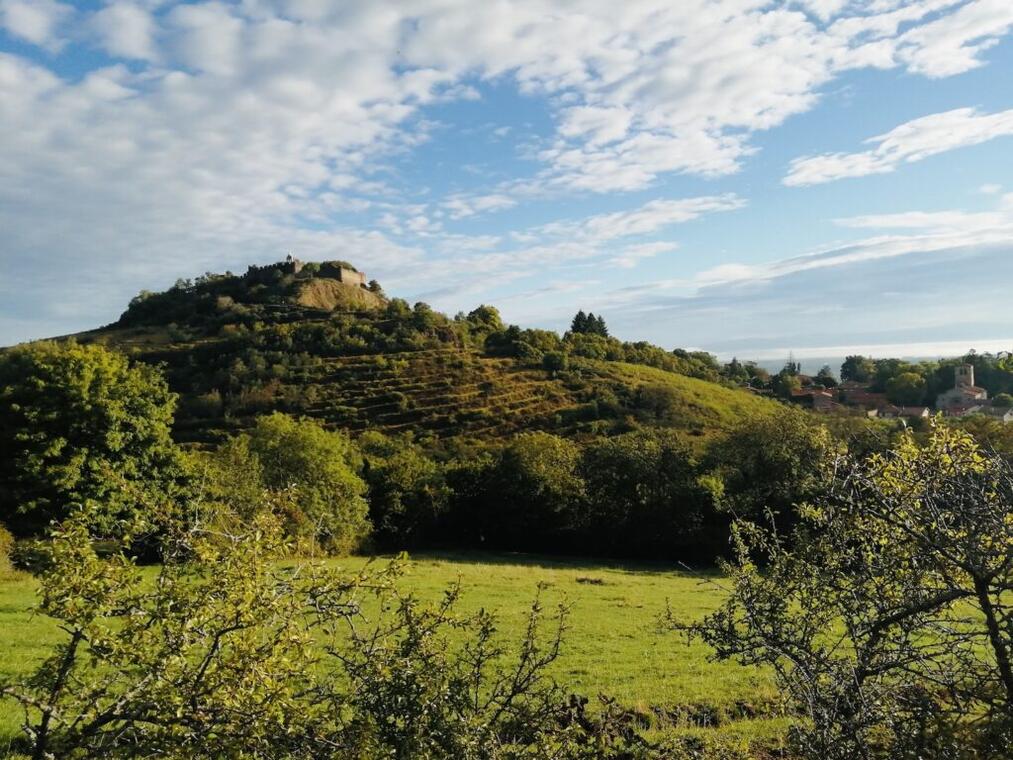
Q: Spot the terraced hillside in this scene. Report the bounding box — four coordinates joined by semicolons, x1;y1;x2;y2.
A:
60;260;776;446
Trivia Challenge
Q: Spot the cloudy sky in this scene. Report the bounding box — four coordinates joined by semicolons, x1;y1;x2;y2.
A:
2;1;1013;358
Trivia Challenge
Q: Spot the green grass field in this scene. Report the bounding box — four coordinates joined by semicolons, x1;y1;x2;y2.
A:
0;553;788;756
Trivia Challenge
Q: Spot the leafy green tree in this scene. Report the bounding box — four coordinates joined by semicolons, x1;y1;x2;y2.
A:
885;370;926;405
466;304;504;334
0;512;337;759
466;433;584;550
723;357;749;383
772;369;802;398
581;429;719;559
246;413;370;554
186;435;266;530
708;407;837;525
689;425;1013;759
359;432;449;549
840;355;875;383
993;392;1013;408
635;382;680;422
0;341;183;538
815;365;837;388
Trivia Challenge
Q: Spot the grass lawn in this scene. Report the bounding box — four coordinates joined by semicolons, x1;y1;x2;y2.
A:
0;552;787;755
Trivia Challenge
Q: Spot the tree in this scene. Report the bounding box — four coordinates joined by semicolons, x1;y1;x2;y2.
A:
475;433;585;550
466;304;504;334
772;368;802;399
635;382;680;422
367;279;385;296
569;311;608;337
885;370;926;405
689;425;1013;759
841;355;875;383
570;310;589;334
815;365;837;388
580;429;719;559
542;351;568;375
358;432;449;549
246;413;370;554
724;357;749;384
0;341;183;538
993;392;1013;408
708;407;837;526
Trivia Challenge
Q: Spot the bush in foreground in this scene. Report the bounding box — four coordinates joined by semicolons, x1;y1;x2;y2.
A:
685;424;1013;759
1;515;659;759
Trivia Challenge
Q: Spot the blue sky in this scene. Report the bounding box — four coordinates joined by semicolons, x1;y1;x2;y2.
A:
3;1;1013;361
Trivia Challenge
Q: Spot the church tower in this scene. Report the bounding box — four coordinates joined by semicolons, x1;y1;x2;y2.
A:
955;364;974;388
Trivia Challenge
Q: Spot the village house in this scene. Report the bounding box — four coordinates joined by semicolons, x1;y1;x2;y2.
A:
936;364;988;411
790;388;840;412
876;405;931;420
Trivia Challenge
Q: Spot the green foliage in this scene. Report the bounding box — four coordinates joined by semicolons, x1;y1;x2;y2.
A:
1;518;663;759
359;431;449;549
690;425;1013;759
458;433;584;550
542;351;568;374
770;369;801;399
708;406;837;525
840;354;876;383
815;365;837;388
0;514;387;758
581;430;720;558
244;413;370;554
570;311;609;337
885;370;926;405
636;382;681;422
0;341;184;538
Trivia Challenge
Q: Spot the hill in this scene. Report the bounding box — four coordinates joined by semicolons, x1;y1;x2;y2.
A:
61;259;776;446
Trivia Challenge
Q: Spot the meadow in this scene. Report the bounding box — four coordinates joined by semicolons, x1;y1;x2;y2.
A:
0;552;787;756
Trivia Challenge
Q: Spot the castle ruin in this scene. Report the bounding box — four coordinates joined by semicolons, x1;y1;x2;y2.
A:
245;256;367;288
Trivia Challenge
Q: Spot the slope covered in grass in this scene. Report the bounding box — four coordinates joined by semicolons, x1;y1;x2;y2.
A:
40;259;777;446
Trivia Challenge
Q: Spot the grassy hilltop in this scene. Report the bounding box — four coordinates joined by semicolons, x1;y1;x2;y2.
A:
64;258;775;446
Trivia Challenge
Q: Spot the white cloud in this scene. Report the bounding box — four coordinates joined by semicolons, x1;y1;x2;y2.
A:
612;241;678;269
538;195;746;242
785;107;1013;185
91;3;157;61
0;0;71;49
442;194;517;219
895;0;1013;78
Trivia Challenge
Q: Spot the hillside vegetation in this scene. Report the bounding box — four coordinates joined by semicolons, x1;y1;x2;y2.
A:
65;258;775;446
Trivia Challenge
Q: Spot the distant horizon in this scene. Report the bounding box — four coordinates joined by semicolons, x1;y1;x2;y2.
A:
706;338;1013;370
